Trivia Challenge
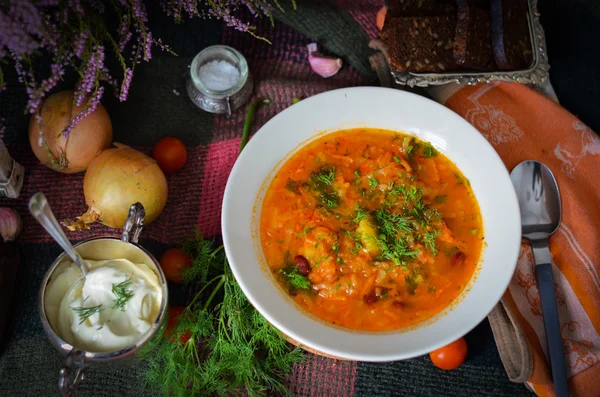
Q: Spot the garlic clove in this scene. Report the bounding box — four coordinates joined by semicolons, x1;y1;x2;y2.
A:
0;208;22;242
307;43;343;78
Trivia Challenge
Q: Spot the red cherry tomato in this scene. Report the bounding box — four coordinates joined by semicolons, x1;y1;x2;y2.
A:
429;337;468;370
164;306;191;344
152;137;187;173
159;248;192;284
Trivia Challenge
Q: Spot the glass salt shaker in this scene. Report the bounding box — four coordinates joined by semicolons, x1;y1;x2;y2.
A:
186;45;253;117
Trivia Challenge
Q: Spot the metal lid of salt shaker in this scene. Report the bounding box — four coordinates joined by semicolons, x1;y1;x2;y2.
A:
186;45;254;117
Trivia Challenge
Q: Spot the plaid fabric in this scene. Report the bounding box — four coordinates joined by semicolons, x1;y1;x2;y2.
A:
0;1;533;396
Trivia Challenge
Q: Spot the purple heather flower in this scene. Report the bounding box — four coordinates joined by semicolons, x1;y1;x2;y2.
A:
119;68;133;101
62;86;104;136
27;62;64;114
131;0;148;22
0;11;40;55
75;45;105;106
240;0;257;16
7;0;44;38
118;15;132;51
74;29;88;58
144;31;152;61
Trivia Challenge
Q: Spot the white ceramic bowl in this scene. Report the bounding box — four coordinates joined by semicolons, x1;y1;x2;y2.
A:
222;87;521;361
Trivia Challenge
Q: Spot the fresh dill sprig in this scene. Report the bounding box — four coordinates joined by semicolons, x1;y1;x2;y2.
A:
279;264;312;291
143;234;304;397
180;230;226;285
112;276;134;311
72;304;103;325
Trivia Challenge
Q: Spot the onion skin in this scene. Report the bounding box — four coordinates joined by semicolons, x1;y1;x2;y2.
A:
72;145;168;229
28;90;113;174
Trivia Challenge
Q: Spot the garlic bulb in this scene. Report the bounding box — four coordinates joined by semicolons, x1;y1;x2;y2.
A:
307;43;342;78
0;208;22;242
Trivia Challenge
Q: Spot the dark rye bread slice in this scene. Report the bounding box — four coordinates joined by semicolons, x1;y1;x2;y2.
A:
490;0;533;70
382;16;457;72
453;7;495;70
387;0;456;17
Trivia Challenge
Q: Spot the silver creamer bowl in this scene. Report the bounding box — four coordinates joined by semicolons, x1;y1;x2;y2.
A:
38;204;169;396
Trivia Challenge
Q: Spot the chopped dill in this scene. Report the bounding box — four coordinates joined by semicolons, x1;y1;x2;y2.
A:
111;276;134;311
279;264;312;291
352;204;368;223
421;230;441;255
320;191;339;208
331;242;340;254
379;237;420;265
72;304;102;325
405;275;418;294
374;208;413;236
422;142;438;158
308;166;340;208
311;166;336;186
453;172;470;186
285;179;301;194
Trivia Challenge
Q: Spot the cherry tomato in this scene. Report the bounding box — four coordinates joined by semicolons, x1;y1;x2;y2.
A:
164;306;191;343
159;248;192;284
152;137;187;173
429;337;468;370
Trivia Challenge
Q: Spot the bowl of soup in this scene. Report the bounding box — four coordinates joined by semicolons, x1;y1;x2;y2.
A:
222;87;521;361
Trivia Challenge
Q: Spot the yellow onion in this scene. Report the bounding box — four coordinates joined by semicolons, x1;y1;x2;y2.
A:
65;144;168;230
28;90;113;173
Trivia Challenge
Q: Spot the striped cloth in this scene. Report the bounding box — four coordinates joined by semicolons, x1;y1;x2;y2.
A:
0;1;535;396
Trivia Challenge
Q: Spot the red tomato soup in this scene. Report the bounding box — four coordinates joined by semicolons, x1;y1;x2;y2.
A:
260;129;483;331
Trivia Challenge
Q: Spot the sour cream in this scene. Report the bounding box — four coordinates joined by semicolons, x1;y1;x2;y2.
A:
44;258;162;352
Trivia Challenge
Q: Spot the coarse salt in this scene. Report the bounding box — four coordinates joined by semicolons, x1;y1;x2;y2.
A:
198;60;241;91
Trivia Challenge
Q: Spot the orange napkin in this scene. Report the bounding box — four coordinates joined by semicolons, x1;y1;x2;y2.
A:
433;82;600;397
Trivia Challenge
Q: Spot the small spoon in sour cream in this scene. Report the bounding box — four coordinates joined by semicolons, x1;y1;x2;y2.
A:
29;192;89;277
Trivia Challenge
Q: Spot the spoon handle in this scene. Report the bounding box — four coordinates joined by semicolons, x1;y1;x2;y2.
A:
28;193;88;276
535;261;569;397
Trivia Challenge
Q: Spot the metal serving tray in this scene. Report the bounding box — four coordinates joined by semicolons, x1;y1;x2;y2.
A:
391;0;549;87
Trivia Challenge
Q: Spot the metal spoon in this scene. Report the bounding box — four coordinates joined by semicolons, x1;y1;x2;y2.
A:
510;160;568;397
29;192;89;277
